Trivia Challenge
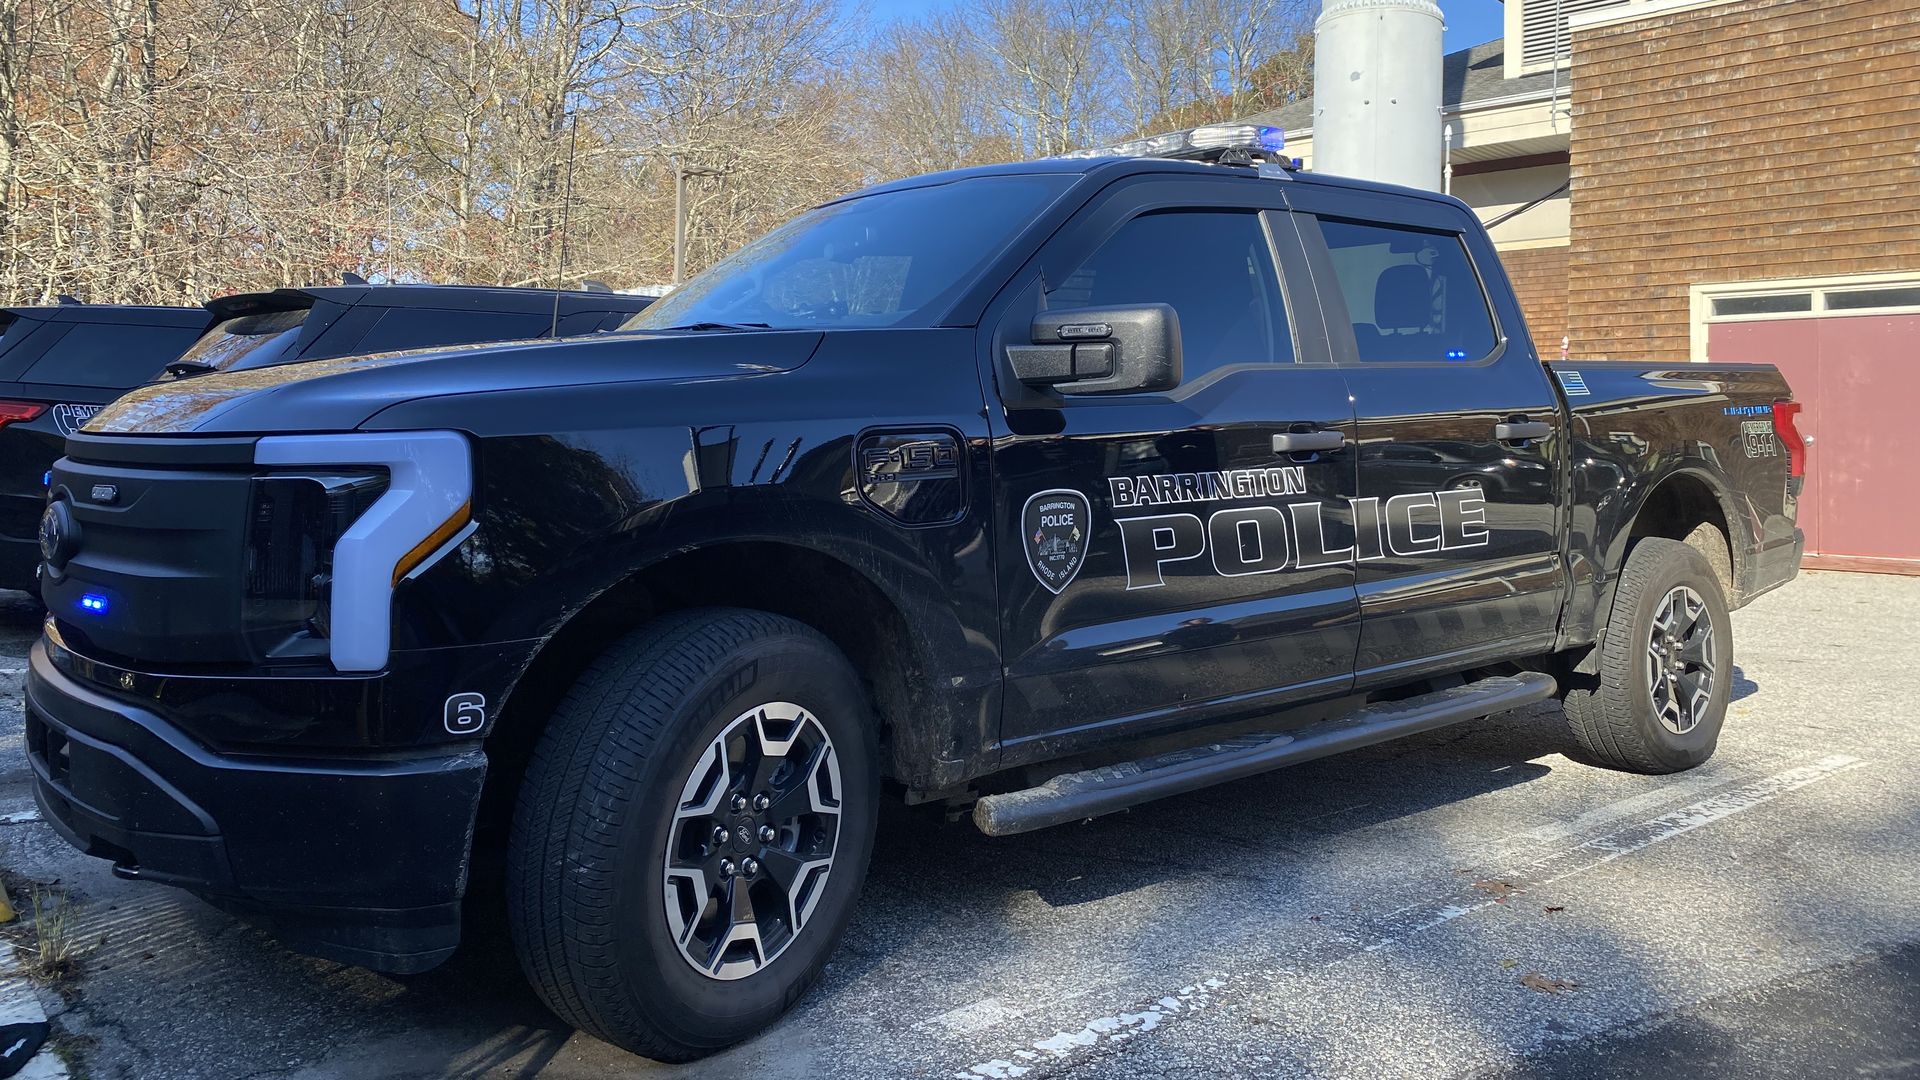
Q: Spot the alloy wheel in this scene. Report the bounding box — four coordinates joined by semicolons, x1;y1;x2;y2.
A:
1646;585;1716;735
662;702;842;980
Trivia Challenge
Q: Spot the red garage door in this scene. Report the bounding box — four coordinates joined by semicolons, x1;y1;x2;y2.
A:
1708;309;1920;572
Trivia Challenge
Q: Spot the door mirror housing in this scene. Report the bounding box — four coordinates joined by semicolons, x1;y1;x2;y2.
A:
1007;304;1182;395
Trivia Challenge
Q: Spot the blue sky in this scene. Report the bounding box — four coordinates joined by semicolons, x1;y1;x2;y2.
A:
860;0;1507;53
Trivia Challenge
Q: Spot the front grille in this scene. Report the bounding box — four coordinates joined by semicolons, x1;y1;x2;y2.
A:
24;709;69;787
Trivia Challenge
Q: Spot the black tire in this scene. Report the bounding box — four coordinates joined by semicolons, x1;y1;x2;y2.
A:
1563;538;1733;773
506;608;879;1061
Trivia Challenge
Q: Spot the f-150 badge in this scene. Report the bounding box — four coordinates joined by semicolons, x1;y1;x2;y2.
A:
1023;489;1089;594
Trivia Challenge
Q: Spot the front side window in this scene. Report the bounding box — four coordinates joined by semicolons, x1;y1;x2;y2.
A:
1050;209;1291;381
628;175;1075;332
1319;218;1498;363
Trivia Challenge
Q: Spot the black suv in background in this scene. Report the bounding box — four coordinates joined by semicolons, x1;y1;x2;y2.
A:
164;284;654;379
0;285;654;593
0;303;211;591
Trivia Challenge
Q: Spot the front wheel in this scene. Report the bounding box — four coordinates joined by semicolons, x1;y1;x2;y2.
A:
506;608;878;1061
1563;537;1733;773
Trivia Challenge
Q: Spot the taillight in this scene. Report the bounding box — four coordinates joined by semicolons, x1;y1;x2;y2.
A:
1771;400;1806;478
0;400;47;428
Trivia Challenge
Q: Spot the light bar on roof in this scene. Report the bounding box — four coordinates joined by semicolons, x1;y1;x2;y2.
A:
1061;123;1287;163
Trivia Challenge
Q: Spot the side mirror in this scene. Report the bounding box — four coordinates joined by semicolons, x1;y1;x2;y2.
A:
1007;304;1181;395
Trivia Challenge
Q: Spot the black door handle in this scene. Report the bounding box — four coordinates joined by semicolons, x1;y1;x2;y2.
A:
1272;430;1346;454
1494;420;1553;442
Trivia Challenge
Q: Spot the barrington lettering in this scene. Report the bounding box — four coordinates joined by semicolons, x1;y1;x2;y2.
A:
1108;466;1308;508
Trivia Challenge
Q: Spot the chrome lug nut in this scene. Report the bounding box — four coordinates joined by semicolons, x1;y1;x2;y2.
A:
752;793;771;811
711;825;729;846
730;794;749;812
742;858;759;878
759;825;777;843
719;859;736;878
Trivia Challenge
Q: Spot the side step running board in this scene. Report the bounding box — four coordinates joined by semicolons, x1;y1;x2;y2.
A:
973;672;1558;837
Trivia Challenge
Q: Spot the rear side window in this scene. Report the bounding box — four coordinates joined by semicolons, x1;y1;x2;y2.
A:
1051;209;1292;380
356;309;551;353
171;308;310;374
21;321;204;388
1318;219;1498;363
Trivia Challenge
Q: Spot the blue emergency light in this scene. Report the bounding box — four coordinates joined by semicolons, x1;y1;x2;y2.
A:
79;593;109;614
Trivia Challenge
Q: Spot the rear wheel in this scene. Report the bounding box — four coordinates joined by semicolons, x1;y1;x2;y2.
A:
1563;538;1732;773
506;608;878;1061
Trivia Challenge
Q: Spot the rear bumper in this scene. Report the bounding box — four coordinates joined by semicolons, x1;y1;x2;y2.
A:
1737;526;1805;607
24;640;487;972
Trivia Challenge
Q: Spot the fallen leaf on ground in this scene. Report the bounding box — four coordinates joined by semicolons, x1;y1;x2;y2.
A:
1520;972;1580;994
1473;879;1519;899
1500;958;1520;970
1543;905;1566;914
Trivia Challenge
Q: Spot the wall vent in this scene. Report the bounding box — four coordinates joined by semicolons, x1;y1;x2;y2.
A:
1519;0;1631;69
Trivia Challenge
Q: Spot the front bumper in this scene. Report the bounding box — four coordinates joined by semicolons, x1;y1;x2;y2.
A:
24;640;488;972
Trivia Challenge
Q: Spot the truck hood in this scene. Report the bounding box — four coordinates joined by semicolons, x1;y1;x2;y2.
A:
85;329;824;435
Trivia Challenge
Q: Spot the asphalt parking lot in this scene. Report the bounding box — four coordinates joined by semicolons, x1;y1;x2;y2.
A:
2;570;1917;1080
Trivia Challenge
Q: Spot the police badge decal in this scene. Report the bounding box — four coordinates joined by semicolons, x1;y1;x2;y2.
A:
1022;489;1090;595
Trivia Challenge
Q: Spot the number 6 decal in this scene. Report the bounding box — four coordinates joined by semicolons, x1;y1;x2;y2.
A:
444;692;487;735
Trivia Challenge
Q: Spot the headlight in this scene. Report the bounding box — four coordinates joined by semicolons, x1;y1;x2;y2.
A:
244;470;388;655
254;431;472;672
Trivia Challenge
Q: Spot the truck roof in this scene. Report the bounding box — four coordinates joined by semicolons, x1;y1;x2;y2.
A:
0;303;209;328
846;154;1470;213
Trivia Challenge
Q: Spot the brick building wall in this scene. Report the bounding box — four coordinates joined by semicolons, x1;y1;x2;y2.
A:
1565;0;1920;361
1499;245;1570;352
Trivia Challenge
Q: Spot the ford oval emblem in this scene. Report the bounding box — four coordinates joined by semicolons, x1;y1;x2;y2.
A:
38;501;80;570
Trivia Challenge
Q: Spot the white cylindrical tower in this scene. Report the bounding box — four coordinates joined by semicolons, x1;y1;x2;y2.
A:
1311;0;1446;190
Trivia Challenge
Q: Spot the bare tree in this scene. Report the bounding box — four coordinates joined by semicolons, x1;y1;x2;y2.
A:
0;0;1313;304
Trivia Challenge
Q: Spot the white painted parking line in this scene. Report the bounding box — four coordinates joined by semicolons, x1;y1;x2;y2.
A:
1364;752;1866;950
0;809;39;825
953;980;1225;1079
0;942;68;1078
946;753;1870;1080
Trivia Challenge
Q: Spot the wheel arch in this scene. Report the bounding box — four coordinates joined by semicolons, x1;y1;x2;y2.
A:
1564;465;1745;675
1621;468;1740;598
471;537;981;868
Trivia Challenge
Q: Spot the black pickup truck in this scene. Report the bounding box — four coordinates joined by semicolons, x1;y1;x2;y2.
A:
25;126;1804;1062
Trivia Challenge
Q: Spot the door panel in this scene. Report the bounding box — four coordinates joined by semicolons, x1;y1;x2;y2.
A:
1289;203;1567;685
988;192;1362;757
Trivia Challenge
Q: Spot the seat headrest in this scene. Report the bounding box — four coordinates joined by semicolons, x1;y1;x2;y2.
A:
1373;264;1432;332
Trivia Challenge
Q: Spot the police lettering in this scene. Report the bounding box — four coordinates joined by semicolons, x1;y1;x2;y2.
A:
1117;487;1488;589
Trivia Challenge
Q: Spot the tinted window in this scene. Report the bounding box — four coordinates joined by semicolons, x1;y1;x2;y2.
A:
170;307;309;374
1051;209;1290;379
21;321;204;388
629;175;1075;331
1320;219;1498;363
357;309;551;353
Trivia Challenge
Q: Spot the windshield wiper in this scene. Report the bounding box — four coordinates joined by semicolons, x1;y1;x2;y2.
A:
163;360;218;378
657;321;772;332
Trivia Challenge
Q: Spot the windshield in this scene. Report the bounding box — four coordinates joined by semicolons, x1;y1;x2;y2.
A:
625;174;1075;332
